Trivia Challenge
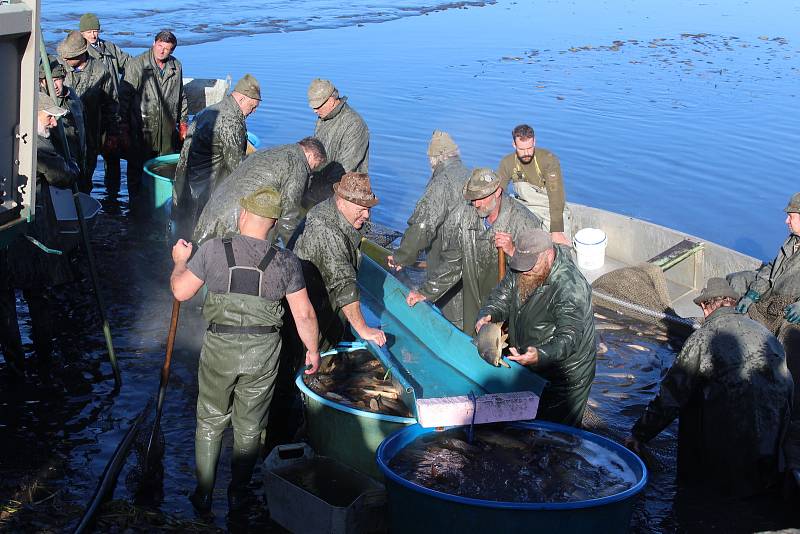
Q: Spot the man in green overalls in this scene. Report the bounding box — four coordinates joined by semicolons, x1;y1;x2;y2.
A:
170;187;321;513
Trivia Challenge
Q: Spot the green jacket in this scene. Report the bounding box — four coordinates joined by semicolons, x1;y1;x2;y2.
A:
52;87;87;178
750;234;800;302
64;56;119;151
173;95;247;238
87;39;131;92
497;148;566;232
478;245;596;427
192;144;312;246
120;50;188;156
420;195;542;336
632;306;793;497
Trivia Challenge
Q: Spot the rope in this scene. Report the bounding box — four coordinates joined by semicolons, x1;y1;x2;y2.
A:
592;288;700;330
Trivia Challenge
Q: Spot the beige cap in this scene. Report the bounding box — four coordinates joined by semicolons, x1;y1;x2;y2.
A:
58;30;88;59
463;167;502;201
333;172;379;208
427;130;458;157
38;93;68;117
240;187;282;219
307;78;336;108
233;74;261;101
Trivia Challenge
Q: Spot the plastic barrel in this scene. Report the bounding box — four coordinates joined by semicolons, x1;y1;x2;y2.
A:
377;421;647;534
295;368;415;479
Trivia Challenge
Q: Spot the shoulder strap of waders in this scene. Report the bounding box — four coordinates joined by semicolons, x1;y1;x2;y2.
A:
257;244;279;272
222;238;236;268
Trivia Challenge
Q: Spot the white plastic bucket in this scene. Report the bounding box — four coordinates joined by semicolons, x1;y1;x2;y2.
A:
573;228;607;270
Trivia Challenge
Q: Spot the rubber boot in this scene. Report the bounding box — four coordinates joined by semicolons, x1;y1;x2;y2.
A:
104;155;121;197
0;285;25;379
23;288;53;362
190;439;222;513
228;434;260;513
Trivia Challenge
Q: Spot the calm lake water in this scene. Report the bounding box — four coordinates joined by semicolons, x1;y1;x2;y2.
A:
3;0;798;531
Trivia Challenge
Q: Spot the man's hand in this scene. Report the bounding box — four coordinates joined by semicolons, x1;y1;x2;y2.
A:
172;239;193;264
360;326;387;346
551;232;570;246
386;255;402;272
304;350;321;374
507;346;539;366
179;122;189;142
475;314;492;333
406;290;427;307
494;231;515;256
785;301;800;324
624;435;643;455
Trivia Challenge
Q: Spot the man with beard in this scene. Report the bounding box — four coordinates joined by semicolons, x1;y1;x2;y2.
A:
497;124;571;244
405;168;542;336
475;230;596;427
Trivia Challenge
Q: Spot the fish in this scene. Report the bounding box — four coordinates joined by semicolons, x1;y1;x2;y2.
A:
597;342;608;355
626;343;650;352
473;322;510;368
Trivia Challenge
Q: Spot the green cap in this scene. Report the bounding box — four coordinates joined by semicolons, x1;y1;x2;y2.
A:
58;30;88;59
233;74;261;101
240;187;282;219
692;278;738;305
784;192;800;214
79;13;100;32
427;130;458;157
307;78;336;108
39;55;66;80
463;167;502;201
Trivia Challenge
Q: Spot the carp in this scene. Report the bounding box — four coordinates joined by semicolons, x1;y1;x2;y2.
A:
474;322;510;368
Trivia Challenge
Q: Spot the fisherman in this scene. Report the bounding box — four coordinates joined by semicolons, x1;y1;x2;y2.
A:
169;187;321;513
79;13;131;196
304;78;369;206
38;55;87;183
496;124;571;245
476;230;596;427
626;278;793;497
120;30;188;201
729;192;800;332
58;30;120;193
172;74;262;239
387;130;471;329
0;94;80;376
406;168;543;336
192;137;327;246
293;172;387;350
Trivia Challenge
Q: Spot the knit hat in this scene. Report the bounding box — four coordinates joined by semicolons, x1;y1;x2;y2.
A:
692;278;739;305
508;230;553;272
39;55;66;80
427;130;458;157
38;93;68;117
79;13;100;32
307;78;336;108
333;172;379;207
233;74;261;101
240;187;282;219
463;167;502;201
784;192;800;214
58;30;88;59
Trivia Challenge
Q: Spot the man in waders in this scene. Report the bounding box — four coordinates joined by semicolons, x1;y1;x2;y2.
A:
496;124;571;245
170;187;321;513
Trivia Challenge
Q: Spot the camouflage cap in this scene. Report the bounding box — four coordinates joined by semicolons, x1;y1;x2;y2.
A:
58;30;88;59
39;55;66;80
233;74;261;101
509;230;553;272
79;13;100;32
427;130;458;157
333;172;379;208
307;78;336;109
240;187;282;219
784;192;800;214
463;167;502;201
38;93;68;117
692;277;738;305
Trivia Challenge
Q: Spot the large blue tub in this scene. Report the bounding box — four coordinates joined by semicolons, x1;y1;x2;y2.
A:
377;421;647;533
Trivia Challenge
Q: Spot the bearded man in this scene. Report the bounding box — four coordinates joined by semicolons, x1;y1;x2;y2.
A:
475;230;596;427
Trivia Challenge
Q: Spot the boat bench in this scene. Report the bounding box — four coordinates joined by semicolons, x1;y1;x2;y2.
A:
647;239;706;305
648;238;704;271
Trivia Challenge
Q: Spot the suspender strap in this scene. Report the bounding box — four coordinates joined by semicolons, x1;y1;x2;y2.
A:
222;238;236;268
257;245;279;272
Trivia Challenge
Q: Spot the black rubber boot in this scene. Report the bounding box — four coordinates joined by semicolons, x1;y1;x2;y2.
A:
190;439;222;513
228;438;260;513
0;283;25;378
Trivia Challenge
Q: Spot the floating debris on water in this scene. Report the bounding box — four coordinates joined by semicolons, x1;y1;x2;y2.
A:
388;425;636;503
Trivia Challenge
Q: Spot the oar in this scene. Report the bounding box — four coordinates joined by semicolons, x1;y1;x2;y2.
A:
143;298;181;471
38;29;121;390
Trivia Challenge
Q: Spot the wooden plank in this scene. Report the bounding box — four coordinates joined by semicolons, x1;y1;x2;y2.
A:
648;239;704;270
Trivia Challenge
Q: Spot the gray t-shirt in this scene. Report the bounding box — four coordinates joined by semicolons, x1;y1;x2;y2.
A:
187;235;305;300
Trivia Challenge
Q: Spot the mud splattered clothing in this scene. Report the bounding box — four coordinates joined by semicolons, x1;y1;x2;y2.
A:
52;87;87;181
632;306;794;497
420;196;542;336
497;149;566;233
86;39;130;86
479;245;596;427
393;156;470;328
173;95;247;239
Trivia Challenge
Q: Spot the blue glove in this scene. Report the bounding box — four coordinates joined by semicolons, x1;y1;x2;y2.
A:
735;289;760;313
785;301;800;324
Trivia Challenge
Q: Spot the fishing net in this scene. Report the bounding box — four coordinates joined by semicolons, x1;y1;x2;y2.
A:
591;264;676;325
747;294;797;335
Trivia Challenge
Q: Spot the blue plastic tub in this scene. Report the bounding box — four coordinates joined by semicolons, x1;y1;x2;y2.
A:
377;421;647;533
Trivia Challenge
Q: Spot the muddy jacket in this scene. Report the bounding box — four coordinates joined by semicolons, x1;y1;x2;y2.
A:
750;234;800;302
173;95;247;237
479;245;596;427
87;39;131;91
293;197;364;349
420;195;542;336
6;137;78;289
64;56;119;151
52;87;87;178
192;144;312;246
632;306;793;497
120;50;188;156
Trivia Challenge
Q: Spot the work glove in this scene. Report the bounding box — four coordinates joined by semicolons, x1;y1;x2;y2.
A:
178;122;189;142
785;301;800;324
66;160;81;183
735;289;760;314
